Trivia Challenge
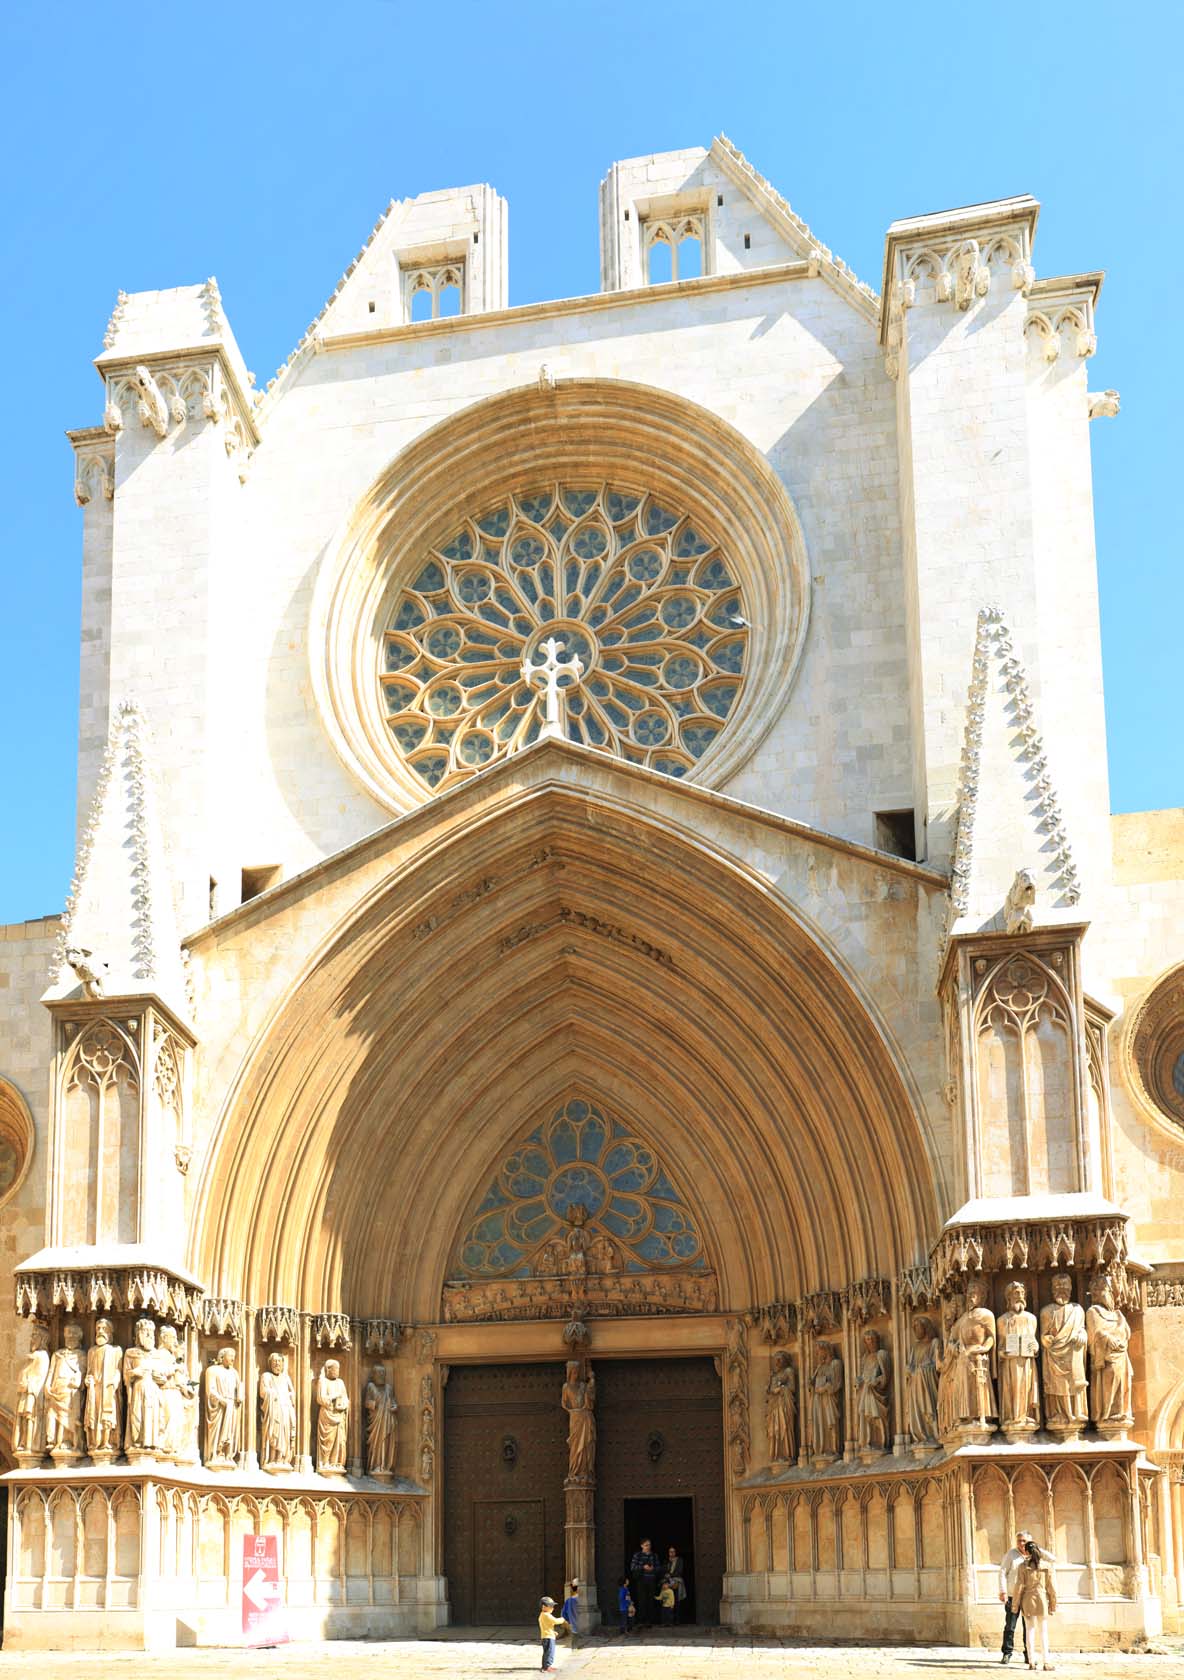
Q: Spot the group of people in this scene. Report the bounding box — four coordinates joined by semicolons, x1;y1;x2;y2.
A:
999;1529;1057;1671
618;1539;687;1632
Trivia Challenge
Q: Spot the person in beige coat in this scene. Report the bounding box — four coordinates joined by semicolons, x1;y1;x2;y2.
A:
1010;1539;1057;1671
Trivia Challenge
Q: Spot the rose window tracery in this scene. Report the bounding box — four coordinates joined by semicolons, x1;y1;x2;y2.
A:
378;481;749;791
1129;968;1184;1130
450;1098;707;1279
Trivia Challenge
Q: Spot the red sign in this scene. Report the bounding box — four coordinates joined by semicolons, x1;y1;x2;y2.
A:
242;1533;288;1647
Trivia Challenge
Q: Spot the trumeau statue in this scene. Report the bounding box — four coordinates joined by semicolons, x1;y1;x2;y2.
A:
260;1351;298;1473
1040;1272;1088;1438
1087;1274;1134;1431
84;1317;123;1461
810;1341;843;1463
203;1347;243;1469
765;1349;797;1465
855;1329;892;1457
562;1359;596;1481
15;1320;51;1462
364;1362;398;1480
45;1323;85;1461
124;1317;164;1462
905;1315;939;1451
950;1279;997;1437
316;1358;350;1474
997;1280;1041;1439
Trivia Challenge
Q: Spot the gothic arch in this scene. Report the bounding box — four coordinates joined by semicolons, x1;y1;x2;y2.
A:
191;769;940;1321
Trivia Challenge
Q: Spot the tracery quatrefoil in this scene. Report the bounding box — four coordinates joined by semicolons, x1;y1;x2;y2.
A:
378;481;749;791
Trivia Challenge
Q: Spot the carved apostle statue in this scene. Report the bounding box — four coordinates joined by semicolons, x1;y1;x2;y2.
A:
316;1358;350;1474
124;1318;164;1461
905;1315;939;1448
203;1347;243;1469
364;1363;398;1480
157;1325;197;1463
855;1329;892;1456
562;1359;596;1481
260;1351;298;1473
765;1350;797;1464
811;1341;843;1461
45;1323;85;1460
1040;1273;1088;1436
1087;1275;1134;1430
15;1320;51;1462
934;1299;962;1440
997;1280;1041;1438
84;1317;123;1461
950;1278;997;1433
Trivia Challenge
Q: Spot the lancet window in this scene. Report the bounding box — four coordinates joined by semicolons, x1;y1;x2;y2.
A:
643;214;706;284
403;262;464;321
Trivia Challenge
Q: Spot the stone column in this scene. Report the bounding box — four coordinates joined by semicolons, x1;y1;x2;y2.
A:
564;1476;598;1625
240;1305;259;1473
348;1321;363;1477
295;1314;313;1474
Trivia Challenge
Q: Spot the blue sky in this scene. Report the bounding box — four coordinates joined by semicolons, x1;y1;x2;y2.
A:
1;3;1179;923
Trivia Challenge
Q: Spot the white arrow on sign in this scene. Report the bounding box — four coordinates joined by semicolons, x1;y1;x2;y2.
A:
243;1567;271;1612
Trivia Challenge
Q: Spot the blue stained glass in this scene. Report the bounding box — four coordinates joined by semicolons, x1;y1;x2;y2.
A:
674;525;710;557
414;561;446;591
653;757;689;778
652;1203;692;1234
697;557;733;590
412;753;449;787
606;491;641;522
626;625;663;644
456;572;491;604
584;713;607;745
627;650;664;666
385;640;415;672
539;562;555;598
383;681;416;711
441;530;475;562
622;606;657;627
459;732;494;766
664;655;700;689
496;712;520;741
562;488;597;516
479;602;511;626
477;506;511;538
644;503;677;534
600;629;624;647
602;700;629;729
474;1183;510;1214
711;638;744;674
1174;1051;1184;1098
566;561;581;596
613;687;644;712
684;725;718;757
549;1165;607;1216
565;1099;590;1121
634;712;669;745
671;1232;699;1259
628;549;663;582
550;1118;579;1164
426;625;462;660
578;1111;606;1157
517;491;553;522
511;535;545;566
588;604;610;628
393;597;426;630
573;523;608;559
622;667;659;688
602;1196;649;1237
426;685;462;717
661;595;697;629
614;585;643;613
589;677;610;697
549;517;570;540
707;594;741;627
392;720;428;751
702;682;738;717
473;1210;508;1243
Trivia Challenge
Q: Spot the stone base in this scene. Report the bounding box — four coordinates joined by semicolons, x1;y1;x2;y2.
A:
48;1449;83;1468
1045;1418;1087;1444
911;1439;938;1460
1095;1418;1134;1441
946;1424;993;1447
1000;1422;1039;1445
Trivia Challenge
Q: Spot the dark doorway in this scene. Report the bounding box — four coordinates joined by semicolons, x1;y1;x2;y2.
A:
595;1356;725;1623
444;1363;567;1624
624;1495;698;1621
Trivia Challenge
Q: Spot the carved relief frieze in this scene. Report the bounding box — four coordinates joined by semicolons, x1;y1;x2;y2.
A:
726;1318;750;1477
497;907;673;968
443;1270;718;1323
1145;1266;1184;1309
929;1215;1134;1305
15;1264;202;1325
418;1370;437;1484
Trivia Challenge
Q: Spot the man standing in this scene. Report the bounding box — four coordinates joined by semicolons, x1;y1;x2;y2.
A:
998;1528;1054;1664
630;1537;660;1624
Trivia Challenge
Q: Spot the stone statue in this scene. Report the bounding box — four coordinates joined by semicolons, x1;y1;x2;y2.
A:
935;1299;962;1441
588;1231;620;1274
950;1278;996;1437
810;1341;843;1463
855;1329;892;1458
562;1360;596;1481
364;1362;398;1480
124;1317;164;1462
203;1347;243;1469
1003;868;1036;935
997;1280;1041;1440
1087;1275;1134;1433
45;1323;85;1462
157;1325;197;1463
259;1351;298;1473
563;1202;592;1278
765;1350;797;1464
1040;1272;1088;1438
84;1317;123;1461
316;1358;349;1474
905;1315;939;1451
15;1320;51;1463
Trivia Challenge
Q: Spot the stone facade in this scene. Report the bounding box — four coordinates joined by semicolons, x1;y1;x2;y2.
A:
0;139;1181;1652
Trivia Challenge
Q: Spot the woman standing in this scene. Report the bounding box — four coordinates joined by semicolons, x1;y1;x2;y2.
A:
665;1545;687;1621
1010;1538;1057;1670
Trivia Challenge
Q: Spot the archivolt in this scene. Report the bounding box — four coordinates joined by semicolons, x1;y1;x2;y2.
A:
193;787;938;1318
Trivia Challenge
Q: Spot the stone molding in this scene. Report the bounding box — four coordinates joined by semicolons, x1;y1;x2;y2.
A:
949;606;1080;921
70;434;115;506
1024;273;1102;364
15;1263;203;1326
929;1212;1135;1305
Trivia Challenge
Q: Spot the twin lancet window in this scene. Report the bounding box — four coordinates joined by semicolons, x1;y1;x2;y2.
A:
404;262;464;322
378;480;750;793
643;213;705;285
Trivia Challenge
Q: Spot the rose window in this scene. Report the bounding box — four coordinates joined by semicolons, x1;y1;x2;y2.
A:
378;481;749;791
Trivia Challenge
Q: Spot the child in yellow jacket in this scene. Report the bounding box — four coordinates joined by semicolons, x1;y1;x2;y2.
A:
538;1596;568;1671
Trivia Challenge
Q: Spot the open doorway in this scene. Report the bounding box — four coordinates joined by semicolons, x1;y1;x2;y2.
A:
624;1495;698;1622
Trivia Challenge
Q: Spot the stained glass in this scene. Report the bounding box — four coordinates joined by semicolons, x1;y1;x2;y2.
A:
378;481;749;791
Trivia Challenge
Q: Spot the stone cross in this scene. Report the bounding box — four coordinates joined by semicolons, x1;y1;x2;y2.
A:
523;636;584;740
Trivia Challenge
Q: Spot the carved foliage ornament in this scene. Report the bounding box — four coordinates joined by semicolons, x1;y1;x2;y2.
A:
378;480;749;792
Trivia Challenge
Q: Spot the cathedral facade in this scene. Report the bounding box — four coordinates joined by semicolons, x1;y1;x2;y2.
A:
1;139;1182;1651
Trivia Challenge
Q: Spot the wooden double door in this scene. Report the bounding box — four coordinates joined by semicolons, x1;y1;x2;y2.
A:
444;1354;725;1627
